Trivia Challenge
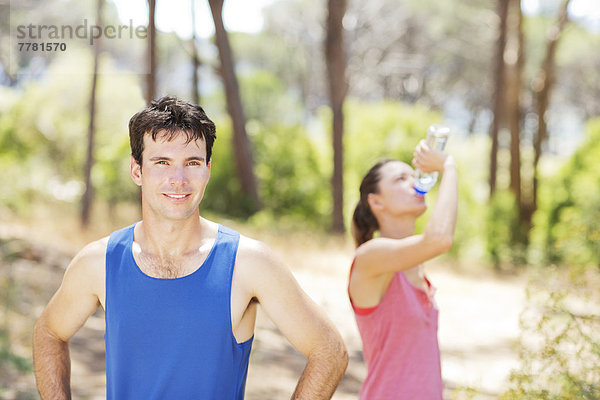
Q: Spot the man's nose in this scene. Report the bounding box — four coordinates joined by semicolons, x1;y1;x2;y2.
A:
169;166;188;186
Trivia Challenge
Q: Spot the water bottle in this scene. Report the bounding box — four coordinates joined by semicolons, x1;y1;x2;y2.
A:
414;124;450;196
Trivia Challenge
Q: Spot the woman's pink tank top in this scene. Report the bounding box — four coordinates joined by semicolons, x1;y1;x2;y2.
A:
349;266;443;399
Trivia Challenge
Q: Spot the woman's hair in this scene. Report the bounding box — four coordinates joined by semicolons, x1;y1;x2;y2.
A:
351;160;393;247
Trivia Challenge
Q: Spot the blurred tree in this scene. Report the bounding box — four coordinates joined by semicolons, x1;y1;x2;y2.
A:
485;0;573;263
489;0;509;199
530;0;571;224
259;0;496;127
325;0;348;233
146;0;157;104
506;0;524;202
81;0;104;227
345;0;495;115
506;0;525;244
261;0;328;116
0;2;16;86
208;0;261;210
190;0;201;105
555;26;600;121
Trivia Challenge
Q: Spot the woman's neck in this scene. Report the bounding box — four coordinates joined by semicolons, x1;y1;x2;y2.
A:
377;215;416;239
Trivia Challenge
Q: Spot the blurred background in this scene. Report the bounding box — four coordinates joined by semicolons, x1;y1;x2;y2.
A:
0;0;599;398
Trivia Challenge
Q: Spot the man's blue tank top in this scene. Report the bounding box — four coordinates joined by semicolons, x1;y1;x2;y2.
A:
105;223;253;399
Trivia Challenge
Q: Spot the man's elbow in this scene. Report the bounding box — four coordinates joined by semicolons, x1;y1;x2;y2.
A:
33;316;65;348
326;333;348;373
33;317;47;345
310;332;348;372
335;338;349;371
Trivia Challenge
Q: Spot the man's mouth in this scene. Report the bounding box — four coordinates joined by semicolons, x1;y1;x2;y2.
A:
164;194;190;199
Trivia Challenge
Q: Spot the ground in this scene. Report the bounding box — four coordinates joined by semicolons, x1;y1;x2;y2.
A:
0;220;527;399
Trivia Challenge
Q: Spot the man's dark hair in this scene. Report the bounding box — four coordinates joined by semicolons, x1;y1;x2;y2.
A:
128;96;216;165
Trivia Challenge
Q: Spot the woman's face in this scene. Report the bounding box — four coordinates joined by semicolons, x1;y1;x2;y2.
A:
369;161;427;218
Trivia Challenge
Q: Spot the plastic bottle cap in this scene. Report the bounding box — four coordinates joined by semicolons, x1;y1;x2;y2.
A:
414;187;428;196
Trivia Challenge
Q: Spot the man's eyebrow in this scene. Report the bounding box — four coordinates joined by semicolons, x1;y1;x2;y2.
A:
148;156;206;162
186;156;206;162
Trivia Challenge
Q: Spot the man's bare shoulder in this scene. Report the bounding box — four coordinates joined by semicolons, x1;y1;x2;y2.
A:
64;237;108;291
237;234;269;254
235;234;292;281
72;237;109;267
236;234;279;268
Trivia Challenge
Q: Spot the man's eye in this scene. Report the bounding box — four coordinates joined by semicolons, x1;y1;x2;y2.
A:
188;161;201;166
157;161;168;165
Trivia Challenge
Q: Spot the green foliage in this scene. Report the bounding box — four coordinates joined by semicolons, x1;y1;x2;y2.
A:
501;268;600;399
0;49;144;215
240;70;303;127
486;190;528;268
0;333;32;374
203;116;329;225
201;117;257;218
0;240;33;376
532;118;600;267
253;122;329;222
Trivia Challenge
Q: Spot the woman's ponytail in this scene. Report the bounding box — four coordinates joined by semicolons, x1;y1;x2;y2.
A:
351;159;391;248
351;200;378;247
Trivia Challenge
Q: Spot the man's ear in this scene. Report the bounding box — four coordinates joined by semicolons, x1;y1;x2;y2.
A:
130;156;142;187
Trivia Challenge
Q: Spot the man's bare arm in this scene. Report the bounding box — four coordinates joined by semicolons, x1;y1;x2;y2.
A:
238;238;348;399
290;310;348;399
33;319;72;400
33;239;105;400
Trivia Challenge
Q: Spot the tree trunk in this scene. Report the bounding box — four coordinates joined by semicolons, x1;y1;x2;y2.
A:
530;0;571;222
325;0;348;233
488;0;509;200
191;0;200;105
146;0;157;104
506;0;524;210
208;0;261;209
81;0;103;227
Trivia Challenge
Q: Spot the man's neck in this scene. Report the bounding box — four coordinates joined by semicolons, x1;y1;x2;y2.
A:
136;214;206;259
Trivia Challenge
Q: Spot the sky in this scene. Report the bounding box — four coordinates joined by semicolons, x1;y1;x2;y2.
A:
110;0;277;39
523;0;600;32
110;0;600;38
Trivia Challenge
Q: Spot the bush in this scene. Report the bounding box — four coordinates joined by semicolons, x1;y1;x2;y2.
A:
0;50;144;216
501;267;600;399
486;190;528;268
201;117;258;218
532;118;600;268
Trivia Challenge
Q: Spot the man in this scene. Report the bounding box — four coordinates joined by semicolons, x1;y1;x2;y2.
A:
33;96;348;399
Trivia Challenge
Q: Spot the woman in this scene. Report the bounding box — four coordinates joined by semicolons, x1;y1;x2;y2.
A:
348;140;458;399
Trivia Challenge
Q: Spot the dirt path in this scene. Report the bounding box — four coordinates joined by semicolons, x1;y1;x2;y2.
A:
1;227;527;399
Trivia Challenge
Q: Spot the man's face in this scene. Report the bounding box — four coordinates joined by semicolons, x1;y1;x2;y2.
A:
130;132;211;221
